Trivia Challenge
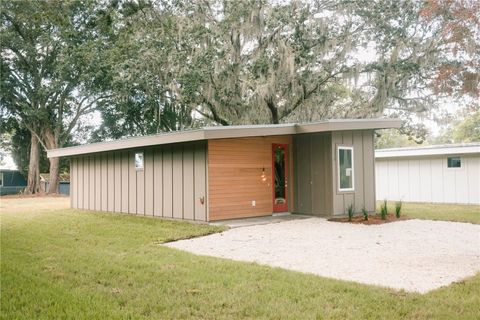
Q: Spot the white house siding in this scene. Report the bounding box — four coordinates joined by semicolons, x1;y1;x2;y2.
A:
375;154;480;205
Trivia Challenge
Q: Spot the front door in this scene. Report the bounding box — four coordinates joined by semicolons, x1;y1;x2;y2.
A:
272;144;288;212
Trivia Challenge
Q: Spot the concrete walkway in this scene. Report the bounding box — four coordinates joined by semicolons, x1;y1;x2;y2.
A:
165;217;480;293
209;213;311;228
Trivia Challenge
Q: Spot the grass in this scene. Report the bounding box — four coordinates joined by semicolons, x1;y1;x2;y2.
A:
376;201;480;224
2;197;480;319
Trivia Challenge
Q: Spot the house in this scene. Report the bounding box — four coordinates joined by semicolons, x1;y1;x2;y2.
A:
47;119;401;221
375;143;480;205
0;168;27;196
40;173;70;195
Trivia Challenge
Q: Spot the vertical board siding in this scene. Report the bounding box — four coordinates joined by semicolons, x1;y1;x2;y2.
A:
83;156;89;209
183;146;195;220
153;148;163;216
163;146;173;218
136;151;145;215
194;143;207;221
293;133;333;215
114;153;122;212
77;157;84;209
145;150;154;216
208;136;293;221
121;152;129;213
362;131;376;212
107;153;115;212
71;158;77;208
101;154;108;211
94;156;101;210
89;157;95;210
128;151;137;214
376;154;480;204
172;146;183;219
69;143;208;219
331;130;376;215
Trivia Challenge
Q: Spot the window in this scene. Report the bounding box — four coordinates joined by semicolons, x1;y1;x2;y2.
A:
447;156;461;168
337;146;354;191
135;152;144;170
0;172;3;186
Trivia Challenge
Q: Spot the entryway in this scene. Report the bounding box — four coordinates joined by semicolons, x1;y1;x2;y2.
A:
272;144;288;212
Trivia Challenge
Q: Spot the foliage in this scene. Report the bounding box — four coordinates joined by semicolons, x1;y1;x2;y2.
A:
347;203;354;221
380;199;388;220
0;0;115;191
375;129;423;149
2;198;480;319
395;201;403;219
377;201;480;224
362;206;369;221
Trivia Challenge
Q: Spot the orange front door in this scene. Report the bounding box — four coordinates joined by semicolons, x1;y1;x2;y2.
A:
272;144;288;212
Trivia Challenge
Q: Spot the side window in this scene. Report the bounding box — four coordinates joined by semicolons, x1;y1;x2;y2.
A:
135;152;144;170
447;156;461;168
338;146;354;191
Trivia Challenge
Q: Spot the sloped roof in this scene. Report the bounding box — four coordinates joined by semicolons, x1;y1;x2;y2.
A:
40;173;70;182
47;118;401;158
375;142;480;159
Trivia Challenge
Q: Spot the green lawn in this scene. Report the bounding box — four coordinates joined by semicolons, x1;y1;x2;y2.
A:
2;197;480;319
376;201;480;224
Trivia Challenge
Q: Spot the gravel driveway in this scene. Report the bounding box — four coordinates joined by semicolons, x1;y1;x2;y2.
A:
165;218;480;293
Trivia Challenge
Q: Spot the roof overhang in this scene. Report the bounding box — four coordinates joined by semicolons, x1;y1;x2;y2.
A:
47;118;401;158
375;143;480;159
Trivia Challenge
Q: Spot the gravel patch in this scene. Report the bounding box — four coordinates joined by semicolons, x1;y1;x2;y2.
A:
165;218;480;293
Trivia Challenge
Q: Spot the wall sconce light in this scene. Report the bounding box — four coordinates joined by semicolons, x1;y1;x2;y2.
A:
261;167;267;182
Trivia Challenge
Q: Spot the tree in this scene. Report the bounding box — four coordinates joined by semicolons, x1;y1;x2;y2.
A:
1;0;113;193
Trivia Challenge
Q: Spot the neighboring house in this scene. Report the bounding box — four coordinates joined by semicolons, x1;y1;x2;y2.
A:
375;143;480;205
40;173;70;195
0;169;27;196
47;119;401;221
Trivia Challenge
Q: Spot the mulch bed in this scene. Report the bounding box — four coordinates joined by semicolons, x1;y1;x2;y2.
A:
328;213;410;225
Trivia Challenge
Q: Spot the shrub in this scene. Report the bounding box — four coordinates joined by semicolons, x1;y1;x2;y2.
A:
347;203;354;222
380;200;388;220
395;201;402;218
362;207;368;221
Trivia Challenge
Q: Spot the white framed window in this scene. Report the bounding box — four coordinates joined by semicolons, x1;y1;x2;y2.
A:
134;152;144;170
337;146;354;192
447;156;461;168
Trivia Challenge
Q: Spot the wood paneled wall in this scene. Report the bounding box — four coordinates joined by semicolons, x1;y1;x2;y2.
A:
208;136;293;221
70;142;208;221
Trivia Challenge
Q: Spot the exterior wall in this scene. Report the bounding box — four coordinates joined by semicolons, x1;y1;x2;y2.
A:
208;136;293;221
376;154;480;205
42;181;70;195
70;142;208;221
0;170;27;195
293;133;333;215
331;130;376;215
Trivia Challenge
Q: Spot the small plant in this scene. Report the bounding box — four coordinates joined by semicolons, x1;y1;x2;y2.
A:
395;201;402;218
347;203;354;222
380;199;388;220
362;207;368;221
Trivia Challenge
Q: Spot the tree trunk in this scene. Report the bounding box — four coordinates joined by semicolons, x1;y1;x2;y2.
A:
48;156;60;194
24;134;40;194
266;97;279;124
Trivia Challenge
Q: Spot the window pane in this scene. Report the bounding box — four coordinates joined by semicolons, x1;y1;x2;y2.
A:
135;152;144;169
447;157;461;168
274;145;286;204
339;148;353;190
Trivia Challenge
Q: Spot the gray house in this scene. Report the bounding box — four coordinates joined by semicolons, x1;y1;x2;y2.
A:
47;119;401;221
